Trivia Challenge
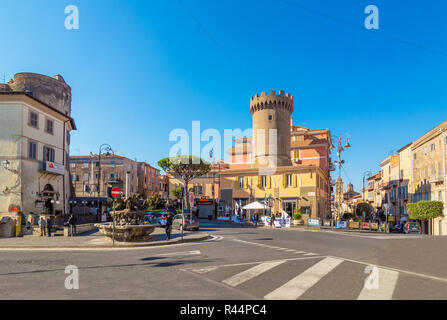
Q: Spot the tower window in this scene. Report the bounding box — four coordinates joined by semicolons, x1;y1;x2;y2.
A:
268;115;273;120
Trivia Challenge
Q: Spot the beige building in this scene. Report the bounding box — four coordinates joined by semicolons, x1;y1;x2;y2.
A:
411;120;447;235
0;73;76;218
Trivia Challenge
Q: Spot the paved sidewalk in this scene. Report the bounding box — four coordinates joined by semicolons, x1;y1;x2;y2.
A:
0;228;210;249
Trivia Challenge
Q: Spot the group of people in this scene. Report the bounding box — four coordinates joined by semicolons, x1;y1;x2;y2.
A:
38;214;77;237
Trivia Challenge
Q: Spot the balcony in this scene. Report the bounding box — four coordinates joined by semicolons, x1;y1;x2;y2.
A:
429;174;444;184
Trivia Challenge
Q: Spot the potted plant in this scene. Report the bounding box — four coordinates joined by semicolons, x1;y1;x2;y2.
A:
292;209;302;226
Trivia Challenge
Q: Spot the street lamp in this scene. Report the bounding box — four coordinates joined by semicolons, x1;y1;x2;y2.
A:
331;134;351;225
363;171;372;201
2;160;18;174
97;144;114;222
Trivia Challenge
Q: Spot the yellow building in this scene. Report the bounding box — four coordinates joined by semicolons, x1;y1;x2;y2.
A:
219;165;330;220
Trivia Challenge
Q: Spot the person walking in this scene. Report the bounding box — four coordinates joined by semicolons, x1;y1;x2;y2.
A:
165;211;174;241
270;212;275;228
46;216;53;237
68;214;77;237
39;216;47;236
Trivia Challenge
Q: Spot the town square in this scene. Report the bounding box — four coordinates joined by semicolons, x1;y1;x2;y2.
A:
0;0;446;309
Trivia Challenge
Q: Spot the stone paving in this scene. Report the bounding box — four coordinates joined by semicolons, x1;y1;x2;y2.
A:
0;227;209;248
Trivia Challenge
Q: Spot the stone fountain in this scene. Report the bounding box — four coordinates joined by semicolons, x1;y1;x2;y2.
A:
95;196;156;242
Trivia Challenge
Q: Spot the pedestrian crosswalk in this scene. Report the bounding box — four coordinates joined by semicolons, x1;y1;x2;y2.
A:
264;257;343;300
183;255;425;300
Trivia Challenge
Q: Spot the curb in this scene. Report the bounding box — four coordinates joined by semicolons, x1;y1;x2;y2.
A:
0;233;211;249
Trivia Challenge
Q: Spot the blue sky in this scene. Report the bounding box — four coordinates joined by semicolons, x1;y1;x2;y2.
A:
1;0;446;192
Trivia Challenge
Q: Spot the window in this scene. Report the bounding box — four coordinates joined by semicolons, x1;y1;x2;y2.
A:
238;176;244;189
430;143;435;152
110;161;115;167
84;173;89;181
45;119;53;134
70;163;76;168
261;176;267;188
286;174;293;187
43;146;55;162
110;173;117;179
413;153;417;160
28;141;37;160
95;161;99;167
29;111;38;128
83;161;89;168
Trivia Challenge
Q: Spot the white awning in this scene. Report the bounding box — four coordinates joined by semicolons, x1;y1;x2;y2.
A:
242;201;269;210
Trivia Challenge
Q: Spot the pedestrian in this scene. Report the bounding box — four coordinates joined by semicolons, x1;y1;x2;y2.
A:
39;216;47;236
270;212;275;228
241;210;246;228
68;214;77;237
165;211;173;241
46;216;53;237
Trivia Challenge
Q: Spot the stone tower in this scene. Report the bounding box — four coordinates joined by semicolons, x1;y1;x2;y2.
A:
250;91;293;167
6;72;72;116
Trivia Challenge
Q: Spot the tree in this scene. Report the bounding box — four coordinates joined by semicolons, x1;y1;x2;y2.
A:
356;202;371;220
408;201;444;220
158;155;210;210
170;186;183;201
145;194;164;210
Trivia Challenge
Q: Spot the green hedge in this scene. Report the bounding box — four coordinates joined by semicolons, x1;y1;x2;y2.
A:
408;201;444;220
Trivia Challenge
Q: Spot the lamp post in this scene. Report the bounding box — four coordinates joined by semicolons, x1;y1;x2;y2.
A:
97;144;114;223
331;134;351;226
363;171;372;202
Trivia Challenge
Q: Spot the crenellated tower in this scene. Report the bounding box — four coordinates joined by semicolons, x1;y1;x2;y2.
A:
250;90;293;168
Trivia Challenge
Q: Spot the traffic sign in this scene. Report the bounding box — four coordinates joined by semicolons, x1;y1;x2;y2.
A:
111;187;120;199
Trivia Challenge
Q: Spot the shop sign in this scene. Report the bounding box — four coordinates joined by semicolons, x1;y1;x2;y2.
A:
337;221;347;228
45;161;64;175
308;219;319;227
362;222;370;229
350;222;360;229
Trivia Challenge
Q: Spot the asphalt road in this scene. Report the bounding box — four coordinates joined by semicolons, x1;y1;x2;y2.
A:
1;221;446;300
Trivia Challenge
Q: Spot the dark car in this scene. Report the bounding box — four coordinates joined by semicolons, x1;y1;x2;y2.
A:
390;224;403;233
404;222;421;234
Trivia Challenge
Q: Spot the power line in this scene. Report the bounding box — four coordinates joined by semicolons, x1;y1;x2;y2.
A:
278;0;447;58
176;0;254;86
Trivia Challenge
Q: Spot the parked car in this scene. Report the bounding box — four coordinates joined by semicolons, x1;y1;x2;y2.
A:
404;222;421;234
390;224;403;233
144;212;168;227
172;214;199;231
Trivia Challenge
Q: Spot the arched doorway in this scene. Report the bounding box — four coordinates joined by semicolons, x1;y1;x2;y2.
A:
43;184;54;215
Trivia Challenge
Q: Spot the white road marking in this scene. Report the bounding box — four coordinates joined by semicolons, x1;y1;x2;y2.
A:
357;268;399;300
154;250;201;257
304;253;317;256
222;260;286;287
192;267;218;274
264;257;343;300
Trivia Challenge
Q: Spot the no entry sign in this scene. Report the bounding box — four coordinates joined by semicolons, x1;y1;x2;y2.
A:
111;187;120;199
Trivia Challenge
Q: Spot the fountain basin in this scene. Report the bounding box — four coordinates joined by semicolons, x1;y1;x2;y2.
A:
95;223;157;242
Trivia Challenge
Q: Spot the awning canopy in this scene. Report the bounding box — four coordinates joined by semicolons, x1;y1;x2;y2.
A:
242;201;269;210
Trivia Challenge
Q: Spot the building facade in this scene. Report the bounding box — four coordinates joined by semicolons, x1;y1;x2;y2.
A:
411;120;447;235
0;73;76;218
70;154;140;201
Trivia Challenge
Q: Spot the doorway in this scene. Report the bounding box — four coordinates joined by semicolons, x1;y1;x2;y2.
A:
282;200;297;218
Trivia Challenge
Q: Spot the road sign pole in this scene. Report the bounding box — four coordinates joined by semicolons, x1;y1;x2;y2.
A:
112;199;115;246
